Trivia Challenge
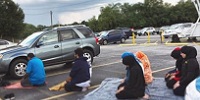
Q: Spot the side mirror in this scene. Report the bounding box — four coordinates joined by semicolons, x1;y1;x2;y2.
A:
36;41;44;47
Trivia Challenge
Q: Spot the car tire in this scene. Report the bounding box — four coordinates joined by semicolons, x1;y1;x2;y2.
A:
126;36;129;39
121;38;126;43
103;40;108;45
10;59;27;79
83;49;93;66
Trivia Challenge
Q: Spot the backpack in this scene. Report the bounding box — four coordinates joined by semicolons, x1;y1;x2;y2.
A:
136;51;153;84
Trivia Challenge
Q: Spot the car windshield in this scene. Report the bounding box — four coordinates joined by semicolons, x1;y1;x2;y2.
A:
99;31;108;37
19;31;43;47
169;24;182;29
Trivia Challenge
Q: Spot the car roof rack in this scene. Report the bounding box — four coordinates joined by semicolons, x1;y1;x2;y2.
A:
53;24;87;29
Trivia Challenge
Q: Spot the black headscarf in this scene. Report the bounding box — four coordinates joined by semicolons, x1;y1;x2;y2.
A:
181;46;197;60
171;47;181;59
122;56;141;68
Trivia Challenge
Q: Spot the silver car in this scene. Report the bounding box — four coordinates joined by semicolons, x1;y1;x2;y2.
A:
0;25;100;78
0;39;17;50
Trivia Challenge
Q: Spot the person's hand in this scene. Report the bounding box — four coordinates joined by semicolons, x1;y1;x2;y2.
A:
66;77;72;82
170;72;176;76
116;86;124;94
169;75;175;80
173;81;180;89
165;74;170;78
121;79;125;83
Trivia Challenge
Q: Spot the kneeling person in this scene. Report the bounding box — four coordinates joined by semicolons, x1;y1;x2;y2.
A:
64;48;91;92
21;53;46;87
115;52;146;99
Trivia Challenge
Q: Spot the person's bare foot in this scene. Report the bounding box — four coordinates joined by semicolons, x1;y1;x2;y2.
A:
142;93;149;99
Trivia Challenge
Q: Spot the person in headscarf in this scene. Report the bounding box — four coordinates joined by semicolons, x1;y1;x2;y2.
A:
165;47;183;88
136;51;153;84
173;46;200;96
115;52;146;99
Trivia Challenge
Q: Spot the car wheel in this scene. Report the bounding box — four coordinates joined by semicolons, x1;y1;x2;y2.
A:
10;59;27;79
83;49;93;66
103;40;108;45
121;38;126;43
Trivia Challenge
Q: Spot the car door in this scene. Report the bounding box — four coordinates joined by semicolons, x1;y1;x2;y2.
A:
59;29;81;62
115;30;122;41
34;30;62;66
108;31;116;42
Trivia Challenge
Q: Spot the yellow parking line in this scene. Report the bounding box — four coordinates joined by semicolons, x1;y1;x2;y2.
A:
42;85;99;100
43;66;175;100
119;44;137;46
165;42;188;46
139;42;158;46
193;42;200;45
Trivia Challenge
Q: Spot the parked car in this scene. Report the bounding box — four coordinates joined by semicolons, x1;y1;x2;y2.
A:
137;27;156;36
159;26;170;36
0;39;17;50
0;25;100;78
116;27;134;39
98;30;126;45
163;23;193;38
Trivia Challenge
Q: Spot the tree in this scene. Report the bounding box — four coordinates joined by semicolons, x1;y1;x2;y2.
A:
20;23;37;38
88;16;99;32
0;0;24;40
98;3;122;30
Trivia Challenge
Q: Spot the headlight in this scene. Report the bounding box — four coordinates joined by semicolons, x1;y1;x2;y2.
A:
0;54;3;59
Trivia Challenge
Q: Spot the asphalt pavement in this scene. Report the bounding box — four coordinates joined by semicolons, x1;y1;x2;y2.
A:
1;35;200;100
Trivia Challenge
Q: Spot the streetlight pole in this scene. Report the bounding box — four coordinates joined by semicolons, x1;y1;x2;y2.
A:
50;11;53;28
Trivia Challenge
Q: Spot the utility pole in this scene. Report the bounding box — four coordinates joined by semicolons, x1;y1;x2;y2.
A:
50;11;53;28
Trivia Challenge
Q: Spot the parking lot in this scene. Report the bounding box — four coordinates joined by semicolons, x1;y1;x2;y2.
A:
1;35;200;100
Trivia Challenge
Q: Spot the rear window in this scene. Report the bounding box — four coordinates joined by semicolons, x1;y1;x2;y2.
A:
77;28;94;38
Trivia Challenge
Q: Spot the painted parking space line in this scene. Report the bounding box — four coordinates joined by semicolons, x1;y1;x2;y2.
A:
119;41;158;46
43;66;175;100
164;41;189;46
42;85;99;100
46;61;122;77
152;66;174;73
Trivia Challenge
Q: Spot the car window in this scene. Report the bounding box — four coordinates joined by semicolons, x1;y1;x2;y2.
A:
109;31;115;35
60;29;79;41
115;30;121;34
183;24;192;28
38;31;58;45
0;40;8;45
77;28;93;38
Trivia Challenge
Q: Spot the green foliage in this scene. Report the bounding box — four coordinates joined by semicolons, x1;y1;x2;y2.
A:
87;0;198;31
0;0;24;40
20;23;37;38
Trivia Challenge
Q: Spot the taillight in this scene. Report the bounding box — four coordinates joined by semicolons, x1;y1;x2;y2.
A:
94;36;99;44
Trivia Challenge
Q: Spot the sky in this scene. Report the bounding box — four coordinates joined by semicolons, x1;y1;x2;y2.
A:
12;0;181;26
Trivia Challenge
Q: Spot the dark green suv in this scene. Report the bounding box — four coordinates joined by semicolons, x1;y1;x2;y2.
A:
0;25;100;78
